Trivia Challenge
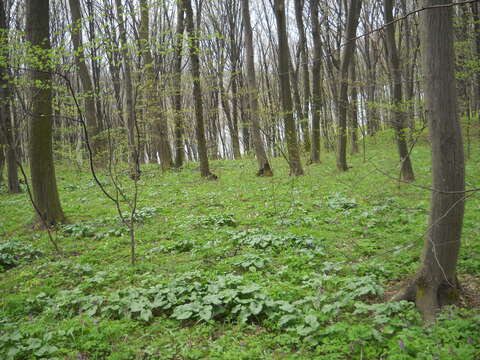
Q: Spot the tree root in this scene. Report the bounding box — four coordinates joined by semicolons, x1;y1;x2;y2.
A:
391;275;461;322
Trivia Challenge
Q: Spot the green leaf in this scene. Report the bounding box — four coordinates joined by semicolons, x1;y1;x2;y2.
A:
26;338;42;350
239;284;261;294
130;301;144;313
249;302;263;315
279;314;297;328
304;315;319;330
203;294;222;305
199;306;213;321
140;308;152;322
35;345;58;356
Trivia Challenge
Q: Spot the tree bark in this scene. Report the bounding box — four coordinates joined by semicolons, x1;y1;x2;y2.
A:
310;0;322;164
336;0;362;171
273;0;303;176
225;5;242;160
0;139;4;185
114;0;140;180
384;0;415;182
394;0;465;322
349;58;359;155
471;2;480;119
68;0;99;157
184;0;216;179
26;0;65;226
241;0;273;176
139;0;173;172
294;0;311;152
173;0;185;168
0;0;20;193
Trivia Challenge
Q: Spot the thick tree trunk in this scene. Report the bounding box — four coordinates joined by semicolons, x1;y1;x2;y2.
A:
114;0;140;180
394;0;465;322
184;0;216;179
173;0;185;169
273;0;303;176
336;0;362;171
68;0;99;157
242;0;273;176
139;0;173;172
310;0;322;164
26;0;65;226
384;0;415;182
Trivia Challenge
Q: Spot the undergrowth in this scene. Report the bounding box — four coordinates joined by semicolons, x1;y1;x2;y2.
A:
1;131;479;359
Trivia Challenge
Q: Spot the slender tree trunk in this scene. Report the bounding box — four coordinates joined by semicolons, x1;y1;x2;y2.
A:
310;0;322;164
336;0;362;171
0;140;4;184
384;0;415;182
0;1;19;193
68;0;99;157
231;73;243;157
86;0;104;133
26;0;65;226
173;0;185;168
471;2;480;118
238;73;251;153
184;0;216;179
219;65;241;160
114;0;140;180
139;0;173;172
273;0;303;176
349;59;359;155
394;0;465;322
225;8;242;161
294;0;311;152
242;0;273;176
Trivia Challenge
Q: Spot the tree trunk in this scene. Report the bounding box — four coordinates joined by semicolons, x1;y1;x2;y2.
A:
471;2;480;119
68;0;99;157
384;0;415;182
219;64;241;160
114;0;140;180
139;0;173;172
173;0;185;168
336;0;362;171
0;1;20;193
242;0;273;176
294;0;311;153
273;0;303;176
26;0;65;226
394;0;465;322
0;140;4;185
184;0;216;179
310;0;322;164
349;58;359;155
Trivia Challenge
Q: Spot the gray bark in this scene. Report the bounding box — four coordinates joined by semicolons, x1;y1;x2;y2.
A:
26;0;65;226
242;0;273;176
273;0;304;176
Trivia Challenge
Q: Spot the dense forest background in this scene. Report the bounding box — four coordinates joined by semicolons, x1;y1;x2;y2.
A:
0;0;479;359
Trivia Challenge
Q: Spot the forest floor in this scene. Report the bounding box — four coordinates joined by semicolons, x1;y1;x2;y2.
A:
1;130;479;359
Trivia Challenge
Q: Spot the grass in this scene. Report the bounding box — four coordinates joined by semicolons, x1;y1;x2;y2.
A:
1;130;479;359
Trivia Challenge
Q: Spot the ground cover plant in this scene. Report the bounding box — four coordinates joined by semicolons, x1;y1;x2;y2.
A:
1;132;479;359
